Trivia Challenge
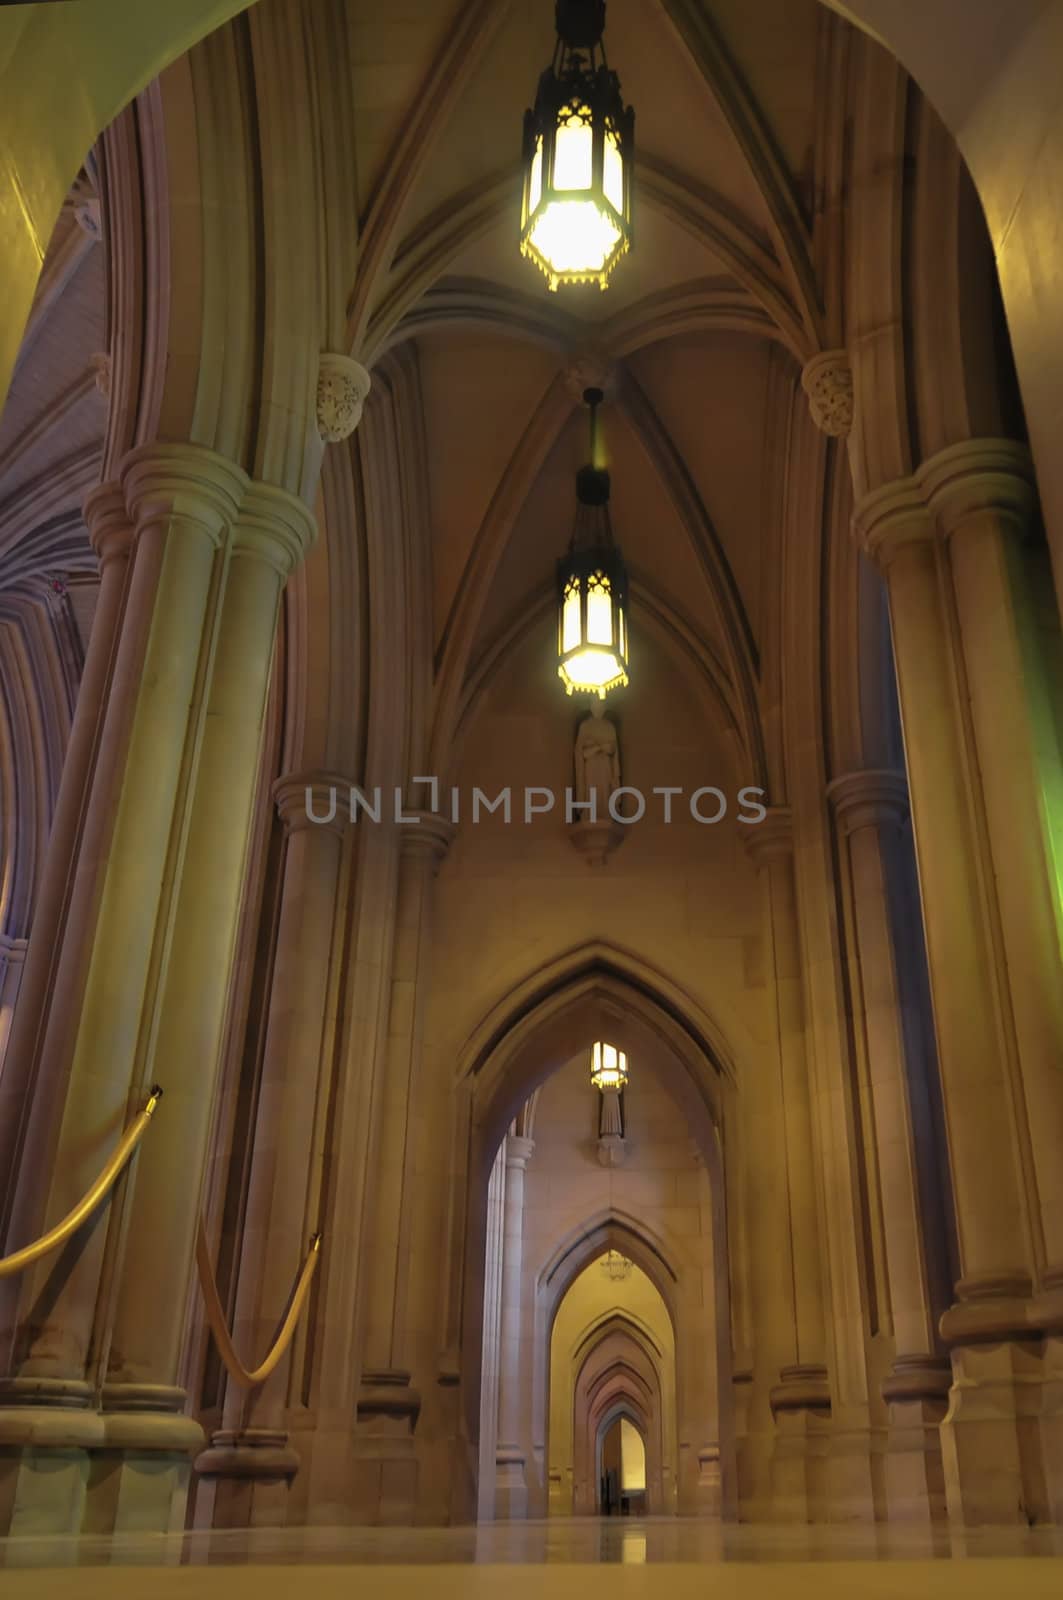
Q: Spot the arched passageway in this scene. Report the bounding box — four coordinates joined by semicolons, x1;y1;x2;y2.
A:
597;1412;648;1515
1;0;1062;1552
462;949;735;1522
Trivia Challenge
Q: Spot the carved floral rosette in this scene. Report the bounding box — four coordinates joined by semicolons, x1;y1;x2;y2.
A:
801;350;853;438
316;353;372;443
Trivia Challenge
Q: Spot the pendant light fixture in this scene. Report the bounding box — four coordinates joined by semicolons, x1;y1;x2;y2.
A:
590;1040;628;1091
520;0;634;291
557;388;630;699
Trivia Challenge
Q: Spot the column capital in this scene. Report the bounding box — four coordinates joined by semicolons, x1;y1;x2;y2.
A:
505;1133;535;1170
742;805;792;867
827;770;909;835
83;481;133;567
398;812;457;867
0;933;28;964
801;349;853;438
317;352;372;443
272;771;353;836
120;442;249;548
916;438;1036;540
852;477;935;572
232;481;317;578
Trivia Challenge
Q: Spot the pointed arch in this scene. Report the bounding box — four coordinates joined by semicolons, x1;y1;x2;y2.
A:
447;941;740;1520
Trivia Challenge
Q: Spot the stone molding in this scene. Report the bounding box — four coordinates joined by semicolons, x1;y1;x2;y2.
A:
853;440;1036;572
273;770;353;837
196;1428;300;1482
356;1368;422;1428
0;933;28;964
0;1377;105;1450
852;477;935;573
769;1363;831;1415
83;480;133;568
916;437;1036;539
742;805;792;866
0;1377;94;1411
801;349;853;437
827;770;909;835
99;1382;187;1413
317;352;372;443
939;1269;1034;1346
505;1133;535;1171
398;811;457;867
232;481;318;578
120;442;250;551
98;1381;205;1452
881;1354;952;1406
119;445;319;581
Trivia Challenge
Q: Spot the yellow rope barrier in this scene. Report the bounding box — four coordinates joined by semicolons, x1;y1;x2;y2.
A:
195;1216;322;1390
0;1086;163;1279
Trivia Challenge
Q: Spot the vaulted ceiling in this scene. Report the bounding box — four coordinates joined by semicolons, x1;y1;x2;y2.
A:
0;0;868;848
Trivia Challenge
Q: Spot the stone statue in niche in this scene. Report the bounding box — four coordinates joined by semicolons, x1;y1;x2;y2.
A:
575;712;620;813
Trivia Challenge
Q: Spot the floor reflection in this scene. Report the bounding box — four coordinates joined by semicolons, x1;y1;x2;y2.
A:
4;1518;1063;1571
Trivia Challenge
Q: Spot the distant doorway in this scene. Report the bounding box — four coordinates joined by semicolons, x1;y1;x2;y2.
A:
598;1414;647;1516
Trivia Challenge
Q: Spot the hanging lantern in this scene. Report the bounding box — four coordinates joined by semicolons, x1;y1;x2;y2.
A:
590;1040;628;1091
600;1249;633;1282
558;388;630;700
520;0;634;291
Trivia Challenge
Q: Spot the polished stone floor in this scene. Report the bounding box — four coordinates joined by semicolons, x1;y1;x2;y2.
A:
5;1515;1063;1600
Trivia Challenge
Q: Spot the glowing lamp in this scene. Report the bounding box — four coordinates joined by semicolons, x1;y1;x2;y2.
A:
590;1040;628;1091
557;388;630;700
520;0;634;291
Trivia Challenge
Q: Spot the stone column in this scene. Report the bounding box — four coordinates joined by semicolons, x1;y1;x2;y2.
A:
0;446;246;1540
194;771;348;1529
91;481;315;1535
495;1132;534;1520
854;480;1040;1526
745;812;831;1520
921;441;1063;1524
476;1141;506;1522
354;813;454;1525
828;770;952;1521
0;484;132;1235
920;441;1063;1284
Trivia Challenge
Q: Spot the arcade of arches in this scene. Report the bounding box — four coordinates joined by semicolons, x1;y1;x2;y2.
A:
1;0;1063;1558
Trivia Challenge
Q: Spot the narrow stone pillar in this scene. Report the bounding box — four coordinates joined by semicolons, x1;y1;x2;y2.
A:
194;772;348;1529
1041;1295;1063;1524
828;770;951;1521
0;484;132;1234
745;813;830;1521
0;447;247;1539
476;1141;506;1522
92;481;315;1536
920;441;1063;1285
495;1132;534;1520
854;480;1040;1526
354;813;454;1525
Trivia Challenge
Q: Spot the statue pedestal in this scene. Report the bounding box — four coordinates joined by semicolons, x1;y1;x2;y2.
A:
568;817;626;867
